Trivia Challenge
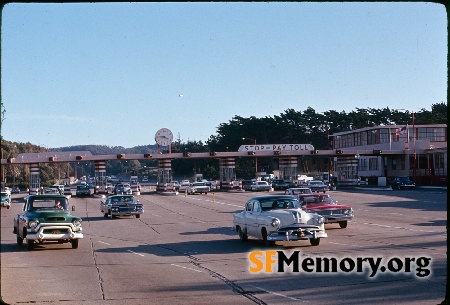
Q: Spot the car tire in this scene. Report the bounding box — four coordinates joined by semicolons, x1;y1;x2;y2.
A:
338;221;348;229
136;214;140;219
71;239;79;249
262;228;275;247
16;232;23;246
26;239;34;250
238;227;248;242
310;238;320;246
103;212;109;218
205;192;208;195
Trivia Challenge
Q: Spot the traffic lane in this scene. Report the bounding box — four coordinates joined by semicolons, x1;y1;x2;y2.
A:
108;194;445;303
0;199;103;304
151;191;446;304
327;189;447;229
74;195;257;305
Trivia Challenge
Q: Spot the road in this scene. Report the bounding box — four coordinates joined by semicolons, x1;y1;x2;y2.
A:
1;188;447;305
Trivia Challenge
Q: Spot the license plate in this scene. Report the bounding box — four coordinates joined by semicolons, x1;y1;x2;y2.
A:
51;230;61;234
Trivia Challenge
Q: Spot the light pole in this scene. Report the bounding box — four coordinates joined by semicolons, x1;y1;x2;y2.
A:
242;137;258;174
394;109;416;181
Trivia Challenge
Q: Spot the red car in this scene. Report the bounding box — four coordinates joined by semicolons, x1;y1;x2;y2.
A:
297;194;353;228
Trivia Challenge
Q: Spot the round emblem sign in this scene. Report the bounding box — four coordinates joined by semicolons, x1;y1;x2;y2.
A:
155;128;173;146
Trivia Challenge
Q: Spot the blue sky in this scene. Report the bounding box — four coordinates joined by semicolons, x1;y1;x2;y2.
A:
1;2;447;148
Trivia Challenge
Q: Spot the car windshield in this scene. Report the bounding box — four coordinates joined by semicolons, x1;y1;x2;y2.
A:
77;185;89;190
300;195;334;204
110;196;134;203
29;198;68;211
260;198;300;211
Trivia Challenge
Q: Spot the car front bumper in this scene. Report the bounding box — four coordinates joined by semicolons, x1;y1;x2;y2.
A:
27;225;83;241
1;202;11;207
268;226;328;241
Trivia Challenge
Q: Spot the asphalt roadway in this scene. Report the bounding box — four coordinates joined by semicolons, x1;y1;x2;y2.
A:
1;187;447;305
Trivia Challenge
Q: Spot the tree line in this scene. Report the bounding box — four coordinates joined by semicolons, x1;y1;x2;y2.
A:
1;103;447;185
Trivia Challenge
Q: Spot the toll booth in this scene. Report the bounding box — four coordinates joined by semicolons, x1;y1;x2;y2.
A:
157;159;173;193
29;163;41;194
94;161;108;195
61;178;72;197
219;158;236;190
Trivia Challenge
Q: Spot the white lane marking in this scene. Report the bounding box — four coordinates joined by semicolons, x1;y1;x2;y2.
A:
252;285;309;302
127;250;145;257
186;196;242;208
98;241;110;245
171;264;203;273
152;214;162;217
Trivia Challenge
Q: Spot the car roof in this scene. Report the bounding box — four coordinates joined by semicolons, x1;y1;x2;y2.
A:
27;194;68;199
249;195;296;201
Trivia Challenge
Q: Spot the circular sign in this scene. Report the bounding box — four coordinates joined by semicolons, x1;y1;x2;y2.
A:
155;128;173;146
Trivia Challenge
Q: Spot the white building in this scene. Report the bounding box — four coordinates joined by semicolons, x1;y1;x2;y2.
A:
330;124;447;186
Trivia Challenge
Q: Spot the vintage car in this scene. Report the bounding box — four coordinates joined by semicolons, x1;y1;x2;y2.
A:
100;195;143;219
297;194;353;228
284;187;313;200
76;184;91;196
307;180;329;193
187;182;210;194
271;179;289;190
233;195;327;246
13;194;83;250
114;183;132;195
178;180;191;192
390;176;415;190
250;181;271;192
11;186;21;194
42;186;62;195
1;191;11;209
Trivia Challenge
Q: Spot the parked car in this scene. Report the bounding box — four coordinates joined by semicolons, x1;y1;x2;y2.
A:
271;179;289;190
250;181;271;192
11;186;21;194
1;191;11;209
233;195;327;246
100;195;143;219
76;184;92;197
297;194;353;228
390;176;415;190
187;182;210;194
307;180;329;193
114;183;132;195
13;194;83;250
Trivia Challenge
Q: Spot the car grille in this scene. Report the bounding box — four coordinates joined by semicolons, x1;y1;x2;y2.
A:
46;217;66;221
43;228;70;234
315;209;346;215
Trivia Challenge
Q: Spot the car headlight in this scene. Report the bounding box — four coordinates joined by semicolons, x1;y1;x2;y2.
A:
271;218;280;227
344;209;353;214
29;220;39;228
73;219;82;227
316;216;324;224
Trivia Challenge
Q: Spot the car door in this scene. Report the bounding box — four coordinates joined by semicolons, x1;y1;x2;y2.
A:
247;201;263;236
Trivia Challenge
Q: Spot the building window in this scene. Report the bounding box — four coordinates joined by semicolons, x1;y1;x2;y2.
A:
435;153;444;169
392;159;397;170
369;158;378;170
417;127;446;142
380;129;389;143
358;159;367;171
